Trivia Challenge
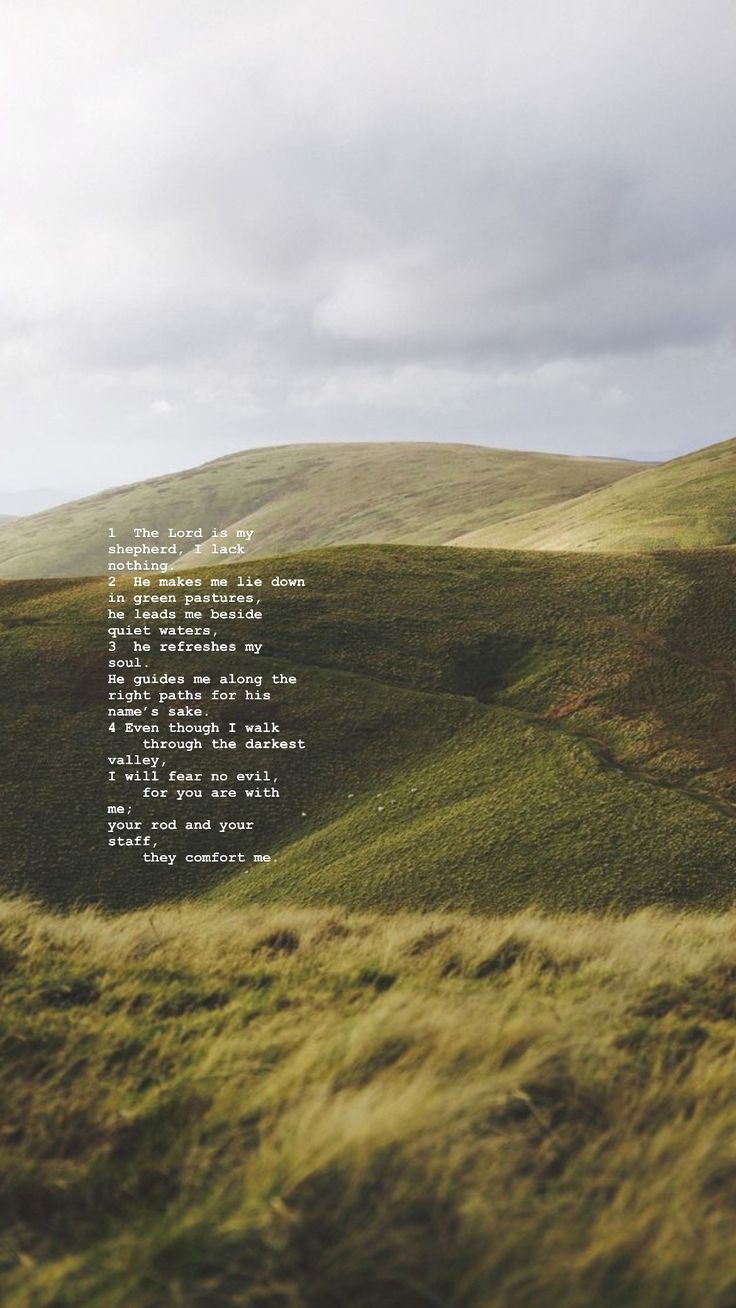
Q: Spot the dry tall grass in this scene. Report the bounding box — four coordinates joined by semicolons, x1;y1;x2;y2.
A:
2;898;736;1306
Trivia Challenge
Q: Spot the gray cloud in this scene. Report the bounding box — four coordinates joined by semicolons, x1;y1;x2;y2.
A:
1;0;735;494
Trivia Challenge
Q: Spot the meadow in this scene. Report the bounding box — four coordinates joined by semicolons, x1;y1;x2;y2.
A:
2;896;736;1307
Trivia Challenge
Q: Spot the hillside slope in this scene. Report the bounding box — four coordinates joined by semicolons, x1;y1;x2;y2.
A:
0;442;646;578
0;545;733;913
450;437;736;552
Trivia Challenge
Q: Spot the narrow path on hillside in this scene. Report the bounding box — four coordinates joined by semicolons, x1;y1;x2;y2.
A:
508;619;736;821
622;621;736;712
514;707;736;822
275;650;736;824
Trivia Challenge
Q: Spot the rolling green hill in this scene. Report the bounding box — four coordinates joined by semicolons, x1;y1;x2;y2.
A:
0;442;646;578
0;544;733;913
451;437;736;552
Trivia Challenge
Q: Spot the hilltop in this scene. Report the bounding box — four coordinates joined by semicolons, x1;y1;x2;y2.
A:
451;437;736;552
0;544;733;913
0;442;645;578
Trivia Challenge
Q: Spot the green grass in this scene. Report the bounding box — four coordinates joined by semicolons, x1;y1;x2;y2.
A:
0;544;733;912
0;442;647;578
451;436;736;552
4;457;735;1308
2;896;736;1307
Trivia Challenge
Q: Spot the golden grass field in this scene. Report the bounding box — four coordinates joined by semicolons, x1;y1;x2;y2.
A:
3;896;736;1307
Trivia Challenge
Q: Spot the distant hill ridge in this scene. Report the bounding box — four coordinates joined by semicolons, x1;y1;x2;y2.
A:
3;436;731;576
0;441;647;578
450;436;736;552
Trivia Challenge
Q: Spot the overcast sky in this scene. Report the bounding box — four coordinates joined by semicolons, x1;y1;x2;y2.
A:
2;0;736;502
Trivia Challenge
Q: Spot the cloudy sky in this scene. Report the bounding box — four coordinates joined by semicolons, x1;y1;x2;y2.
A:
2;0;736;503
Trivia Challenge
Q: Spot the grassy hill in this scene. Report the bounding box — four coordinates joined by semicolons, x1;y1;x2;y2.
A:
0;442;646;578
0;544;733;913
451;437;736;552
2;541;735;1305
3;896;736;1308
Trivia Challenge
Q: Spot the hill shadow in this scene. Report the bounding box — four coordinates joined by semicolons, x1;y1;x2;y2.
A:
446;633;537;702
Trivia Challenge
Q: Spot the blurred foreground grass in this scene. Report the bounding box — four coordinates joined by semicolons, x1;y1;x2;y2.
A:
2;898;736;1307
